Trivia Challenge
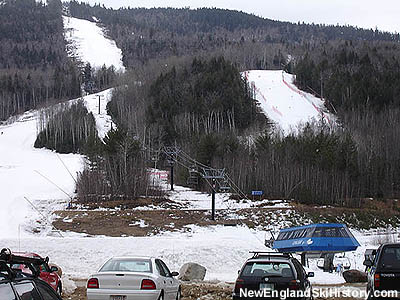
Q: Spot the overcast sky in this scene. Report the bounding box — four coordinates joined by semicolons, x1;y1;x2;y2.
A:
74;0;400;33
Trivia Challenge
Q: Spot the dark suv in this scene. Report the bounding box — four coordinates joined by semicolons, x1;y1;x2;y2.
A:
0;248;62;300
364;243;400;299
233;252;314;300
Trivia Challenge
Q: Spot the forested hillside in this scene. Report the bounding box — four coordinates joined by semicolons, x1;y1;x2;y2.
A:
295;41;400;110
66;1;400;70
13;1;399;206
106;57;400;205
0;0;81;121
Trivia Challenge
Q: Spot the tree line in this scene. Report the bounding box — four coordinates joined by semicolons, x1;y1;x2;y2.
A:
0;0;82;121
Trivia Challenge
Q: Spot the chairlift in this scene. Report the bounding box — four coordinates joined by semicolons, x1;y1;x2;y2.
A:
219;177;230;190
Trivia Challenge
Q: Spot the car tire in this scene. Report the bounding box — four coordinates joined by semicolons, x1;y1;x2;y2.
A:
176;287;181;300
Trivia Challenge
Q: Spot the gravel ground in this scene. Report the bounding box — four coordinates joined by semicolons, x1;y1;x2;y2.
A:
63;281;362;300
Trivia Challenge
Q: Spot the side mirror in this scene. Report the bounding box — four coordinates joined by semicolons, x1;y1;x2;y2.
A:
171;271;179;277
238;270;241;275
307;272;314;278
363;259;372;267
45;257;49;264
372;250;377;256
50;266;59;272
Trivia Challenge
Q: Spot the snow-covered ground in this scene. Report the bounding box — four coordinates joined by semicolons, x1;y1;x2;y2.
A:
243;70;335;134
63;16;125;71
0;88;115;240
0;220;389;287
0;111;82;239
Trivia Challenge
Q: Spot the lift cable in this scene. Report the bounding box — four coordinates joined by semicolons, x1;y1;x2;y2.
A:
156;145;265;247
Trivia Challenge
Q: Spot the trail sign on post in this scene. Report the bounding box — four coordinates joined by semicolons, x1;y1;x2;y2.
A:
251;190;263;201
251;191;263;196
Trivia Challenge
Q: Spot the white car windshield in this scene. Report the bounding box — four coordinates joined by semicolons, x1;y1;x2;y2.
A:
100;259;152;273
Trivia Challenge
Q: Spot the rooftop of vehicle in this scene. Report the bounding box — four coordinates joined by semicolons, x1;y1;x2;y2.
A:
247;257;292;263
110;256;155;260
12;252;42;259
381;243;400;247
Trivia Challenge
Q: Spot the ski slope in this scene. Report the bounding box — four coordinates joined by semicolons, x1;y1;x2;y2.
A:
78;89;115;140
0;15;122;239
63;16;125;71
0;89;115;240
0;112;82;239
243;70;335;134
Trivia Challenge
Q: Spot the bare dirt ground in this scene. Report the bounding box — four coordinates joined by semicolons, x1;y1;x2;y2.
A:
53;205;293;237
52;197;400;237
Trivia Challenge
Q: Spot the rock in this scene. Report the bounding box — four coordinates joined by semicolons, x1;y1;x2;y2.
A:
49;263;63;278
343;269;367;283
178;263;207;281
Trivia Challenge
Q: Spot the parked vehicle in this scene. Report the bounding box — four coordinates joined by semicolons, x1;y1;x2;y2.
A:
364;243;400;299
0;248;62;300
87;256;181;300
9;251;62;295
233;251;314;300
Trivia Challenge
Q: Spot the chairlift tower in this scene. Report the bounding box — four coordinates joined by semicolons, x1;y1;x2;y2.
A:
162;146;180;191
158;146;238;221
187;165;199;187
200;168;230;221
150;149;160;169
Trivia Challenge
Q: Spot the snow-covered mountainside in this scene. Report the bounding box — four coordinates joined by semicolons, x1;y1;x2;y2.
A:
63;16;125;71
0;16;123;240
244;70;335;133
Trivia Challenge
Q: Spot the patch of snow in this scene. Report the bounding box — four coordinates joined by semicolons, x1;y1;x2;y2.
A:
62;217;74;223
129;220;148;228
61;274;77;294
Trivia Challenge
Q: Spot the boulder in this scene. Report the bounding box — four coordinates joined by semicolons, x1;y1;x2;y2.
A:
343;269;367;283
178;263;206;281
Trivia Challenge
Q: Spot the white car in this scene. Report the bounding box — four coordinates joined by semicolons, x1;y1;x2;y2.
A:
87;256;181;300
